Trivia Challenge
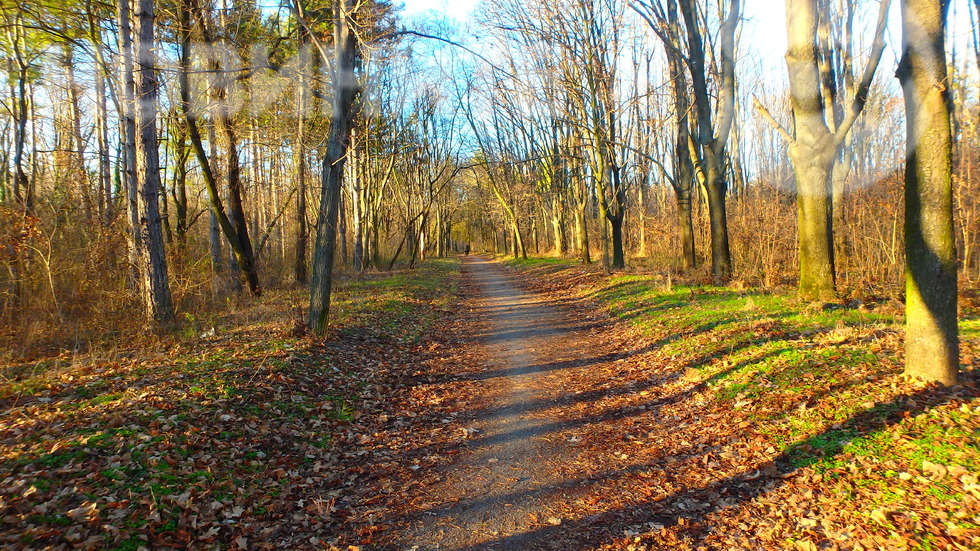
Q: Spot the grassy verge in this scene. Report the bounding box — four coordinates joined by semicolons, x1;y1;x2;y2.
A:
0;259;460;550
504;255;980;550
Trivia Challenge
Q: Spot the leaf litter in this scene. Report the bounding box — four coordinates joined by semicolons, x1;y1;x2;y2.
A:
1;255;978;551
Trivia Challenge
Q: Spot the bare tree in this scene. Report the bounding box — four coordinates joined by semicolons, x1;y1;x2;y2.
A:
633;0;698;270
308;0;360;333
678;0;740;282
756;0;889;301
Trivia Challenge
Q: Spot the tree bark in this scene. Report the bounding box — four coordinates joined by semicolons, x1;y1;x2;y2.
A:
118;0;141;283
308;0;359;334
132;0;174;324
783;0;889;301
898;0;958;384
294;18;310;283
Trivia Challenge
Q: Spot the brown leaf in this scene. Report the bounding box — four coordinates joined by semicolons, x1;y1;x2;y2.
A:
66;501;98;524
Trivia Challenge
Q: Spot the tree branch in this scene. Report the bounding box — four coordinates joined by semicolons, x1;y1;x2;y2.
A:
752;94;793;143
833;0;891;147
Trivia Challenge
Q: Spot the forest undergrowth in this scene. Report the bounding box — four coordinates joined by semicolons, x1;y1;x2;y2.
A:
1;254;979;550
0;258;469;550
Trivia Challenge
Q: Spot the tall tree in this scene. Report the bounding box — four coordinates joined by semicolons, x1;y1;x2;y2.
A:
757;0;889;301
130;0;174;324
678;0;740;282
898;0;957;384
634;0;697;270
293;5;310;283
308;0;360;333
177;0;262;296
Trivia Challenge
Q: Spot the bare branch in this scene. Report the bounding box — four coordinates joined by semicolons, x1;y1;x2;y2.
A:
833;0;891;147
752;94;793;143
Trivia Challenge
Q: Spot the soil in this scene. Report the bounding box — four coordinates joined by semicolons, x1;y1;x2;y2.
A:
391;256;653;550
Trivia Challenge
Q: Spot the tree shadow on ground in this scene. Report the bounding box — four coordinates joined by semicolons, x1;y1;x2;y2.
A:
410;379;977;551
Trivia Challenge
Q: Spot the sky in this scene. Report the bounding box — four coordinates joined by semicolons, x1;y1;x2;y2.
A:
395;0;977;81
399;0;481;23
396;0;792;80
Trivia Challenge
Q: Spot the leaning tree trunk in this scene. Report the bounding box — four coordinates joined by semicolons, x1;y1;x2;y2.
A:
899;0;958;384
308;0;358;334
178;0;261;296
132;0;174;324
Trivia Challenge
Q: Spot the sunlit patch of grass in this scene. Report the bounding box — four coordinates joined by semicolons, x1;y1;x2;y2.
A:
331;258;459;343
962;317;980;339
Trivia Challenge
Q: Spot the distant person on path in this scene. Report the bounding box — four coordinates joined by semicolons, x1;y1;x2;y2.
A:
464;244;471;255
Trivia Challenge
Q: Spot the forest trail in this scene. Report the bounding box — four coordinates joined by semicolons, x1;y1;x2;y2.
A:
397;256;636;550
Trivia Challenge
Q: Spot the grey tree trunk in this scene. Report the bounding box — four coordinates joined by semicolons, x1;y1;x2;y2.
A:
308;0;359;334
118;0;141;283
132;0;174;324
898;0;958;384
678;0;739;282
785;0;836;298
782;0;889;301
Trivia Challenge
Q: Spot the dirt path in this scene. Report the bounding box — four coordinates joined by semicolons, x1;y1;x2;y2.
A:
396;256;644;550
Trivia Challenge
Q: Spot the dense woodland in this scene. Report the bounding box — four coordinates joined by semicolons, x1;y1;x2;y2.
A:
0;0;976;382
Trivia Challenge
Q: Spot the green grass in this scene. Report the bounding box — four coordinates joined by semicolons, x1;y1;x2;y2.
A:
962;316;980;339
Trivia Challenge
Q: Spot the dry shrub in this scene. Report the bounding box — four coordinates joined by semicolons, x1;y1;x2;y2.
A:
628;162;973;300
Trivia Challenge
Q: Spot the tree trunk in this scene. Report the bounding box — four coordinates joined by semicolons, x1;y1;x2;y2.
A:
94;47;112;225
295;141;308;283
132;0;174;324
172;120;189;250
785;0;838;300
664;0;697;270
899;0;958;384
551;195;566;256
782;0;889;300
308;0;358;334
178;0;261;296
294;24;309;283
338;190;349;265
576;201;590;264
705;160;733;281
677;191;696;270
678;0;739;283
610;213;625;268
216;98;260;295
118;0;141;283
